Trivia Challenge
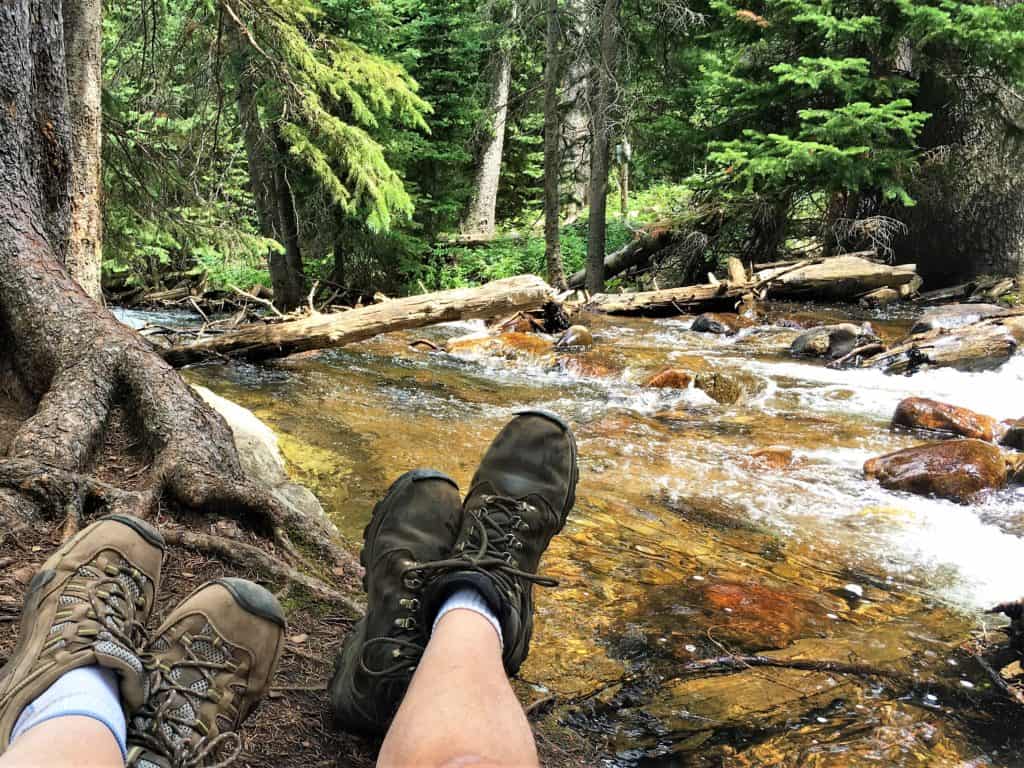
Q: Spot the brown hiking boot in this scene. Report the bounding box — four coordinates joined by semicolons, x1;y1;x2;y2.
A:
125;578;285;768
0;514;165;752
423;411;578;676
328;469;462;737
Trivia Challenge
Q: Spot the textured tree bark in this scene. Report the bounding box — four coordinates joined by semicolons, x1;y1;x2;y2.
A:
0;0;351;571
754;254;919;300
543;0;568;290
560;0;590;218
894;72;1024;284
461;4;515;238
237;68;306;311
163;275;555;365
62;0;103;301
587;282;745;316
584;0;620;294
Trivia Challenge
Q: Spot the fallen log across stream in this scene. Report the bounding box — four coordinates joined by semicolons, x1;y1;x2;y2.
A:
586;282;747;315
163;274;554;366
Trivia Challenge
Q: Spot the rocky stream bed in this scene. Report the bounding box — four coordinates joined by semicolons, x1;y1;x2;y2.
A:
119;301;1024;766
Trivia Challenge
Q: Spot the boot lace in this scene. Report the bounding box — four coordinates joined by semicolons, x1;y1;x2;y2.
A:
418;495;559;598
130;626;244;768
44;561;151;676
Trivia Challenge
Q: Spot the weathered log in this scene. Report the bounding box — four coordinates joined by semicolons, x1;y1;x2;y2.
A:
567;228;676;289
163;275;554;366
859;311;1024;374
755;253;918;300
586;282;745;316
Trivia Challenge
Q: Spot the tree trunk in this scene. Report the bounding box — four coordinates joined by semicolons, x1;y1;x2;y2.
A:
584;0;620;294
618;136;630;216
462;5;515;238
567;228;677;288
561;0;590;218
163;275;555;366
543;0;568;290
0;0;350;571
893;72;1024;285
62;0;103;301
237;69;305;312
754;254;919;301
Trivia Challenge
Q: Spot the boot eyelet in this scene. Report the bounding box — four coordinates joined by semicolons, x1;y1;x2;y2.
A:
395;617;417;629
399;598;420;610
404;576;423;590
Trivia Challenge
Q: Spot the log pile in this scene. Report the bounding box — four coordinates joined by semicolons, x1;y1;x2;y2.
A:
586;282;747;316
857;311;1024;374
753;253;919;300
163;275;555;366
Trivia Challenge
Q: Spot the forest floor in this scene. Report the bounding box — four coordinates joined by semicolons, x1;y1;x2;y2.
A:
0;391;599;768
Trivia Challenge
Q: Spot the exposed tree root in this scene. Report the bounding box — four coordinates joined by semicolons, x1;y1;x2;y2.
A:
162;528;365;617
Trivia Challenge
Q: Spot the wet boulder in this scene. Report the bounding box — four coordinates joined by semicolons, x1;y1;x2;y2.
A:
891;397;999;442
789;323;878;360
859;287;900;307
554;324;594;348
694;371;745;404
910;304;1010;335
863;439;1008;503
551;354;618;378
645;368;693;389
1002;418;1024;450
691;312;752;336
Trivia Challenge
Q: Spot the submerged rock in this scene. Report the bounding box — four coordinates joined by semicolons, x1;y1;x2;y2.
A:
745;445;795;469
790;323;877;360
446;330;553;357
691;312;752;335
863;439;1007;503
891;397;999;442
1002;418;1024;449
694;371;746;404
645;368;693;389
910;303;1010;335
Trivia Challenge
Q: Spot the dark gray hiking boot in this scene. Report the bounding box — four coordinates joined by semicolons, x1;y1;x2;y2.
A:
0;515;164;752
328;469;462;737
125;578;285;768
422;411;578;676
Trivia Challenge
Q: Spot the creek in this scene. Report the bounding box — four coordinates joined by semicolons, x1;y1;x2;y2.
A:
119;303;1024;766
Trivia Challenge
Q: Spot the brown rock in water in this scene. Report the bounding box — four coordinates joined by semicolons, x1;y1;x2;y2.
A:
699;582;814;649
694;371;745;404
859;287;900;307
1006;453;1024;485
554;324;594;348
891;397;999;442
1002;418;1024;449
746;446;795;469
692;312;752;335
552;354;617;378
790;323;877;360
645;369;693;389
863;439;1008;503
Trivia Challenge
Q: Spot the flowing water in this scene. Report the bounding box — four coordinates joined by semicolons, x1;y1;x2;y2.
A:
131;303;1024;765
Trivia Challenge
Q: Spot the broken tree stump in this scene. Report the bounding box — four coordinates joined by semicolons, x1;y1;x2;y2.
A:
162;275;555;366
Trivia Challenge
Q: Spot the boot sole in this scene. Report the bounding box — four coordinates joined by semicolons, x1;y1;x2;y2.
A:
359;469;458;592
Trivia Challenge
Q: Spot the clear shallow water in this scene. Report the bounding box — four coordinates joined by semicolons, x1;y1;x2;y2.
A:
141;303;1024;765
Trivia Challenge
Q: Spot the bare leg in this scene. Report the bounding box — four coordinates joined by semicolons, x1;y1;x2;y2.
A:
0;717;123;768
377;610;538;768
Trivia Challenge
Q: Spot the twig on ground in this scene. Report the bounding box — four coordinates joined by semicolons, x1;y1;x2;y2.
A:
229;284;284;319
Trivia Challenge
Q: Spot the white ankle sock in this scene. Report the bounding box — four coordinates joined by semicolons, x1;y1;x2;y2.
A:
432;587;504;650
11;666;127;760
